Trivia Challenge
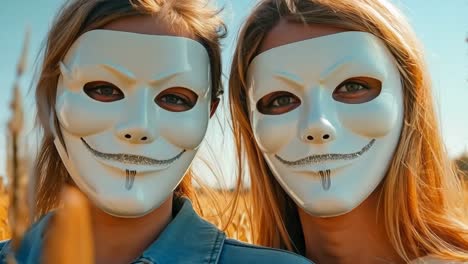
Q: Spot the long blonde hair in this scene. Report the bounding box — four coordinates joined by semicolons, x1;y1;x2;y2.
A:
33;0;226;219
229;0;468;261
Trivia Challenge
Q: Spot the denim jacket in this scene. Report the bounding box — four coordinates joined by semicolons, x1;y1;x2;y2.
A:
0;197;312;264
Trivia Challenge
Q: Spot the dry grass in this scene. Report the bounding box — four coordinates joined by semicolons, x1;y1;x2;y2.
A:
0;187;255;242
0;185;467;242
199;190;253;243
0;190;10;240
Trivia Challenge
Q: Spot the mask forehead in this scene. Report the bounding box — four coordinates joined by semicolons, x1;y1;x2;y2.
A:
247;31;398;101
62;30;211;95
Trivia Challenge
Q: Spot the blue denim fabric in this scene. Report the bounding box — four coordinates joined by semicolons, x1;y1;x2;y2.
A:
0;198;312;264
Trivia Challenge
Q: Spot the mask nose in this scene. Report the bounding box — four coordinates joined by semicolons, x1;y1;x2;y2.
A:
301;117;336;144
118;128;155;144
115;89;157;144
299;88;336;145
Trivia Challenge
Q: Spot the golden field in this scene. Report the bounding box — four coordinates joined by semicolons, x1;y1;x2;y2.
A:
0;189;9;240
0;183;466;242
0;187;253;242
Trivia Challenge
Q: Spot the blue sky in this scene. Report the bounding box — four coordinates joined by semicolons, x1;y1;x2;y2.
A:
0;0;467;183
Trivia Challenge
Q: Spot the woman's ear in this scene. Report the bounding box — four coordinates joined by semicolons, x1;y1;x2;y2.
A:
210;98;220;118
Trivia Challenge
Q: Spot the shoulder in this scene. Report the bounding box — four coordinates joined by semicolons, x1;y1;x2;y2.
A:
0;240;9;251
219;238;312;264
0;213;54;264
0;239;10;263
0;239;11;264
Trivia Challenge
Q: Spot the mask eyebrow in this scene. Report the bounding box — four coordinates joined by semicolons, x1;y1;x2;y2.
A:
100;64;193;85
59;61;136;82
60;63;137;83
100;64;136;81
273;70;305;89
148;67;192;86
319;57;383;82
63;62;194;87
319;60;350;82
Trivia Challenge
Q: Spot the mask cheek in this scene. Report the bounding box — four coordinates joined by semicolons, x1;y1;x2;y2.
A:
160;105;209;150
56;91;118;136
337;92;401;138
252;112;297;154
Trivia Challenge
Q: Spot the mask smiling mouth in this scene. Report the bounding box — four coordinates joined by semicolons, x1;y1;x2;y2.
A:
81;138;185;172
274;139;375;168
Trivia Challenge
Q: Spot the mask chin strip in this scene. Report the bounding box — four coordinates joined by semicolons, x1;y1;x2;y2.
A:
319;170;331;191
125;169;136;190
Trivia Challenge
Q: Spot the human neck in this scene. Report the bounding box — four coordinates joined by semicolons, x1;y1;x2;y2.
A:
299;190;404;264
91;195;173;264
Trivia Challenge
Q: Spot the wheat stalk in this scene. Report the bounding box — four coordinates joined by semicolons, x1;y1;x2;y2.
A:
6;29;30;264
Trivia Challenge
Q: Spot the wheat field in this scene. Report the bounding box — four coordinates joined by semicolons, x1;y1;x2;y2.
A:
0;187;254;242
0;184;466;242
0;190;10;240
195;189;253;243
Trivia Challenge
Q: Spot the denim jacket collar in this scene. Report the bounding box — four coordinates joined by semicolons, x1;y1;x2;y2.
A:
135;197;226;263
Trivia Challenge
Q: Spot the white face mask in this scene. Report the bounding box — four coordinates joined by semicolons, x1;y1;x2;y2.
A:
54;30;211;217
247;32;404;217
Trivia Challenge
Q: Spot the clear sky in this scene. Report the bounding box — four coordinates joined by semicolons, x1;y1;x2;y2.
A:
0;0;467;185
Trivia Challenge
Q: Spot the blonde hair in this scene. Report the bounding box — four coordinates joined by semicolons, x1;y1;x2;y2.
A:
33;0;226;218
229;0;468;261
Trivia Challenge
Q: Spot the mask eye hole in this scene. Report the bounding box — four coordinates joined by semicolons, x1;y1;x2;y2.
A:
332;77;382;104
256;91;301;115
155;87;198;112
83;81;124;102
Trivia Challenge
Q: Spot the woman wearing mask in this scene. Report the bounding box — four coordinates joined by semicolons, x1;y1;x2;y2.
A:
0;1;311;263
229;0;468;263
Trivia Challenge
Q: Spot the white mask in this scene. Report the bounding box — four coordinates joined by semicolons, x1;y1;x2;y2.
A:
247;32;404;217
54;30;211;217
